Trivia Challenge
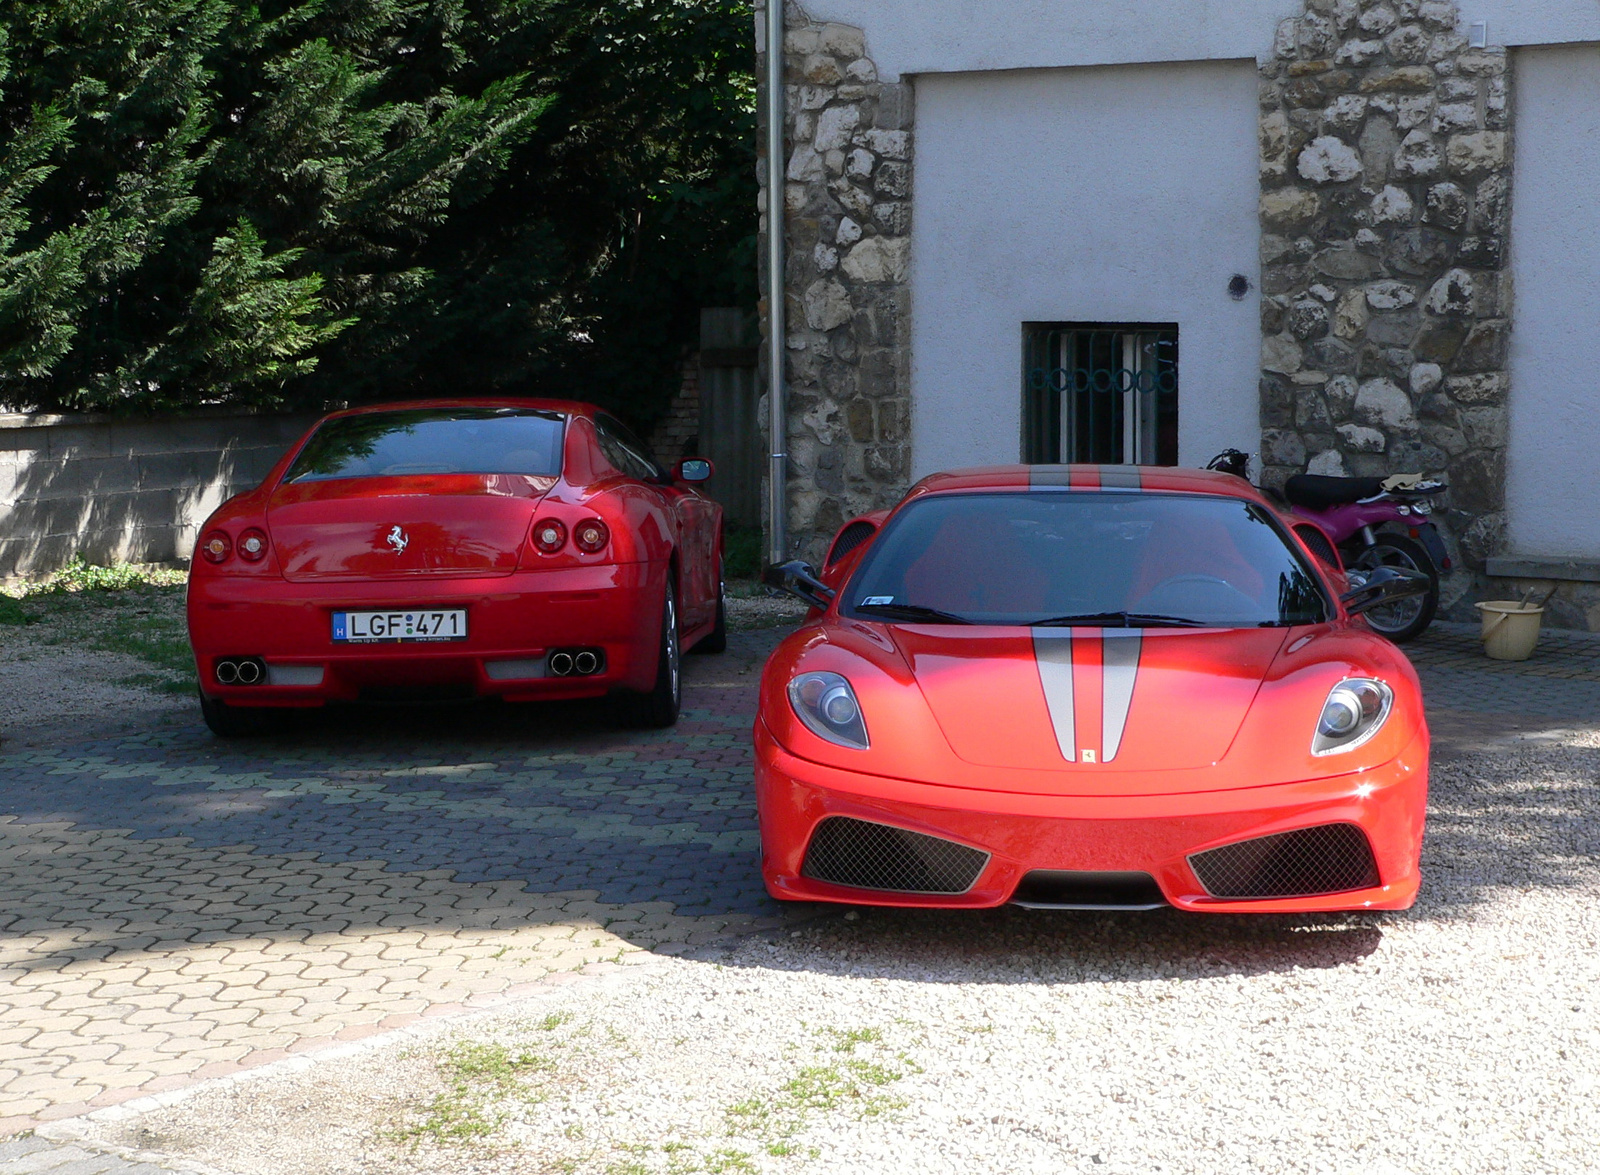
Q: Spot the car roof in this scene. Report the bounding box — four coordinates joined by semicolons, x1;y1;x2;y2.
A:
902;465;1274;507
316;397;607;423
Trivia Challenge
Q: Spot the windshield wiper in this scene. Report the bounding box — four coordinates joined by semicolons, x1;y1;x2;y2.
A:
1030;611;1212;629
852;603;976;625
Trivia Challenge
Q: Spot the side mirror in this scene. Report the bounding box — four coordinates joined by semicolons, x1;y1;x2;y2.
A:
1341;565;1431;616
675;458;714;483
763;560;836;611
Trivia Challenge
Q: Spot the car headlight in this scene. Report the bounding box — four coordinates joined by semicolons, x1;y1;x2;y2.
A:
1312;678;1394;756
788;671;869;750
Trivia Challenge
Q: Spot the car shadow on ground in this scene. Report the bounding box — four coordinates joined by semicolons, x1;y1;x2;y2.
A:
735;904;1389;985
5;625;1597;988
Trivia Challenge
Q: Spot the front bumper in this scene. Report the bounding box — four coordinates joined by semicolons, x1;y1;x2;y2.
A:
188;563;664;705
754;721;1427;914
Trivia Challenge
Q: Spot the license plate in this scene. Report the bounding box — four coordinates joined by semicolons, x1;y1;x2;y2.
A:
332;609;468;644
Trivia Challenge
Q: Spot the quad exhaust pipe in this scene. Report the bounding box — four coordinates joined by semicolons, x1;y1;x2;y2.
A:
215;657;266;686
546;648;606;677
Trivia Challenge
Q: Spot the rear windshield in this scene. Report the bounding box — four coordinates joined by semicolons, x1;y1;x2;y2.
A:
285;408;566;483
844;492;1328;628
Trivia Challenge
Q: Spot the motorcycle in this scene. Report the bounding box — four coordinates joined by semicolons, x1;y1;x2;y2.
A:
1207;450;1449;643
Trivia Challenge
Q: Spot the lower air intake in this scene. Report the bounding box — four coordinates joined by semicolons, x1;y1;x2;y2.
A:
802;817;989;895
1011;870;1168;910
1189;823;1380;900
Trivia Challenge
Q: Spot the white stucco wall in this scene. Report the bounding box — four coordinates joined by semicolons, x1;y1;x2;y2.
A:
909;61;1262;477
1507;43;1600;560
801;0;1600;81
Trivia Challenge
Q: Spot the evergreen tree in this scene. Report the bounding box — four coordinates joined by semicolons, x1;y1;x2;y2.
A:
0;1;755;425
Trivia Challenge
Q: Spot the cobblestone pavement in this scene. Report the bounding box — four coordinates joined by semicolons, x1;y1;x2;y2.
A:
0;629;796;1140
6;619;1600;1175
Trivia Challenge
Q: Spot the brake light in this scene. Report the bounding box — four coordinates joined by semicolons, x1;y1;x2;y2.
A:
238;528;269;562
532;519;567;554
574;519;609;553
201;531;233;564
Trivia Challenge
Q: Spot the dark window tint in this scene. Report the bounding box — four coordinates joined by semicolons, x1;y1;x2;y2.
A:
285;409;565;483
595;415;663;482
845;492;1327;628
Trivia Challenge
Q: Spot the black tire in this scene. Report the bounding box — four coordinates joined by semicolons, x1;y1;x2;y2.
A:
616;580;682;728
692;562;727;655
198;689;282;738
1349;533;1439;643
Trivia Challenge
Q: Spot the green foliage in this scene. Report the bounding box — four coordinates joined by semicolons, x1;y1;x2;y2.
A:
0;594;25;625
25;554;182;594
0;1;756;427
723;525;762;581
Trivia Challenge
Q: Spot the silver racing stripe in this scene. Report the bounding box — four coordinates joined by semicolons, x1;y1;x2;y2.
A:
1097;465;1143;491
1101;629;1143;762
1031;631;1076;762
1028;466;1074;489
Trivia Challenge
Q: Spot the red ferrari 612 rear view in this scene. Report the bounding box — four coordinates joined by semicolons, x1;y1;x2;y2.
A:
188;400;724;736
756;465;1431;915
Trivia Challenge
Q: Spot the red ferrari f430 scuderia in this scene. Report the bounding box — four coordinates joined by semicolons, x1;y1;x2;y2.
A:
758;465;1432;915
188;400;724;736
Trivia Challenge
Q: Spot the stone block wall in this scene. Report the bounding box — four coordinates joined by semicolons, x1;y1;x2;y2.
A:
1258;0;1512;610
0;412;316;580
646;356;702;470
758;0;914;563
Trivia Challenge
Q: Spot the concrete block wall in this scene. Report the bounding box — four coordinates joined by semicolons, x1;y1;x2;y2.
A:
0;411;317;580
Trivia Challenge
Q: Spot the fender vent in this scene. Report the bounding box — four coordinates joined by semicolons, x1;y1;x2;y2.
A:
826;521;877;567
1293;523;1342;572
802;817;989;895
1188;823;1379;900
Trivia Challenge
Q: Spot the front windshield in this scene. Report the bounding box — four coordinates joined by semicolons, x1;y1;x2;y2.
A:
286;408;566;483
843;492;1327;628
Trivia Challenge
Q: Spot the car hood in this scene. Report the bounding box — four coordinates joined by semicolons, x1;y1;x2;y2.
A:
890;626;1290;772
268;474;555;582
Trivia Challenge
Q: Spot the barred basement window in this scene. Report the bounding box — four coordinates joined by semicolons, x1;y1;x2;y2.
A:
1023;324;1179;466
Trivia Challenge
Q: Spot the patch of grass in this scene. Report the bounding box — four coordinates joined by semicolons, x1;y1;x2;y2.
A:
395;1040;556;1147
0;595;25;626
723;1026;911;1155
539;1010;575;1032
821;1026;884;1053
783;1059;903;1114
15;560;195;693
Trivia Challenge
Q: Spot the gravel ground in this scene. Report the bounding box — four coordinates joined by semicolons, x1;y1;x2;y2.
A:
0;591;190;746
62;724;1600;1175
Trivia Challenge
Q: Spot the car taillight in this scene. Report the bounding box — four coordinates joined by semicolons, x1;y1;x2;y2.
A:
238;528;269;562
201;531;233;564
532;519;567;554
574;519;609;553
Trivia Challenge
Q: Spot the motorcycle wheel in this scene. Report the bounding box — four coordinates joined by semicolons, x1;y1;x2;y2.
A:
1349;533;1439;643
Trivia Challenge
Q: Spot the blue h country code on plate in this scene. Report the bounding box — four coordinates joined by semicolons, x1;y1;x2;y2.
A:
332;610;468;643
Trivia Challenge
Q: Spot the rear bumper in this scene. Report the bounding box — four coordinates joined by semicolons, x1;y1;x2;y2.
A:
754;721;1427;914
188;563;664;704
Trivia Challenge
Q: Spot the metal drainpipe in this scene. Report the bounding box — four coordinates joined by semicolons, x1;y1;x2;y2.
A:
763;0;788;569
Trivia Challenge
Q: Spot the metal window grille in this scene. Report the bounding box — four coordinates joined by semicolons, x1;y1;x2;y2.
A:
1188;823;1381;900
1023;324;1179;466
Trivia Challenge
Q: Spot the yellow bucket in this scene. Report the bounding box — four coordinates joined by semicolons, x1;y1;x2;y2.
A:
1476;601;1544;662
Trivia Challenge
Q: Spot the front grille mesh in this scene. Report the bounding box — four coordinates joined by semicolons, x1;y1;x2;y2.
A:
1189;823;1380;900
802;817;989;894
826;520;877;567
